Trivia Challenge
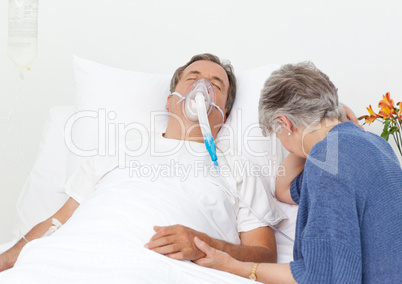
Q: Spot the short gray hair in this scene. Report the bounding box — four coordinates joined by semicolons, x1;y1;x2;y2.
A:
170;53;237;117
258;61;345;135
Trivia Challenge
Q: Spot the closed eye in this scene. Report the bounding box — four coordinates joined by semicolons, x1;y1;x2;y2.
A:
213;84;221;91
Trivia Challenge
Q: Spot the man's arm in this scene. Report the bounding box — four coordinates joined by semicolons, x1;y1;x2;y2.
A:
275;153;305;205
341;105;364;129
145;224;276;263
0;197;79;272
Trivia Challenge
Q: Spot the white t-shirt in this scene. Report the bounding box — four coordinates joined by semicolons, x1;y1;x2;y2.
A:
65;132;285;233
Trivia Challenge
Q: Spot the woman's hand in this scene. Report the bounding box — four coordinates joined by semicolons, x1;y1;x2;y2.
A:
193;236;251;277
194;236;296;284
193;236;234;271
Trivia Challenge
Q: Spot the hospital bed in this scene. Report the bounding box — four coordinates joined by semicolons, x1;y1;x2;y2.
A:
0;57;298;283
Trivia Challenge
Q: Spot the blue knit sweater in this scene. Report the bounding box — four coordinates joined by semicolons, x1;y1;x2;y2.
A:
289;121;402;283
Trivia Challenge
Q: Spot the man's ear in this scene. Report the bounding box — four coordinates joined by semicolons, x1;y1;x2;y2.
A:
166;95;172;110
223;108;228;123
279;115;294;133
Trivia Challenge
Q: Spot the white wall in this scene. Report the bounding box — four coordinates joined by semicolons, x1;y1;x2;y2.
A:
1;0;401;243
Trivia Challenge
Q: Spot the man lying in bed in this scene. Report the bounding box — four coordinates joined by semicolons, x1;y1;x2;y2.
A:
0;54;284;281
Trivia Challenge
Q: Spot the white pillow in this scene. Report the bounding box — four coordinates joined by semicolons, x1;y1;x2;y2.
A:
66;56;171;177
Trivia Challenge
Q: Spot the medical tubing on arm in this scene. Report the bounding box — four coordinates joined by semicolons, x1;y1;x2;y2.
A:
195;92;218;166
213;164;294;243
41;218;63;238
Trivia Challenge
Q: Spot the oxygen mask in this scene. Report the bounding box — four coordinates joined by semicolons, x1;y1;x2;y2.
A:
171;77;225;123
171;77;224;166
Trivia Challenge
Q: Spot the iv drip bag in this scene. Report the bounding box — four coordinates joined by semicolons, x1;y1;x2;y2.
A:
7;0;39;75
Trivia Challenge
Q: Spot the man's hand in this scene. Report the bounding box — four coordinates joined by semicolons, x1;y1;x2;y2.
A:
0;254;10;272
0;197;79;273
145;225;209;261
0;248;18;272
342;105;364;129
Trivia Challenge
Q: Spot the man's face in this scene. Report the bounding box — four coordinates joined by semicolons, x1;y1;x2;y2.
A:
166;60;230;135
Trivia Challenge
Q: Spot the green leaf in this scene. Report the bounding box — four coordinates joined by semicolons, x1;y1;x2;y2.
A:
389;126;399;135
381;124;390;141
381;131;390;141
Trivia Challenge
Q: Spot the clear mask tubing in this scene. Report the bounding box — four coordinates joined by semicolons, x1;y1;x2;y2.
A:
195;92;218;166
192;82;294;244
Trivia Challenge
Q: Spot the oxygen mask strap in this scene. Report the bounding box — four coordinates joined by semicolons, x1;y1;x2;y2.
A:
210;102;225;122
171;92;186;104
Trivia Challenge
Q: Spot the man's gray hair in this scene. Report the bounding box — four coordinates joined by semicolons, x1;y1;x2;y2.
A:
170;53;237;117
258;61;346;135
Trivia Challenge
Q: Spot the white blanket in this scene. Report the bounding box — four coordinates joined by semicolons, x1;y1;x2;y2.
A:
0;169;256;283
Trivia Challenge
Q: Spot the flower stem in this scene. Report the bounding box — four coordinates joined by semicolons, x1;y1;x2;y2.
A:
396;121;402;156
392;119;402;156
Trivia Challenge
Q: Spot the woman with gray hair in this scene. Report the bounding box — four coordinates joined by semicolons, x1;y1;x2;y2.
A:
193;62;402;283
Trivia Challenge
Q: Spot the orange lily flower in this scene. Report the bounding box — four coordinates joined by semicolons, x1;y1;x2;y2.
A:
378;92;395;109
365;105;380;125
378;92;396;118
358;92;401;157
367;105;379;117
379;106;395;119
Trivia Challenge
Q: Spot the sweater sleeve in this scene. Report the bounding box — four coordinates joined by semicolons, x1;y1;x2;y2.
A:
289;153;363;283
290;239;362;283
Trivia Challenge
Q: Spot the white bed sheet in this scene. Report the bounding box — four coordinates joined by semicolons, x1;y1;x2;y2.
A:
0;168;260;283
